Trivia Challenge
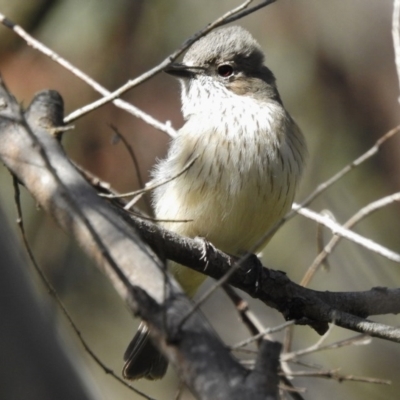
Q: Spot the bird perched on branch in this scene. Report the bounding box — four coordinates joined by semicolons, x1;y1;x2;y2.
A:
123;25;306;380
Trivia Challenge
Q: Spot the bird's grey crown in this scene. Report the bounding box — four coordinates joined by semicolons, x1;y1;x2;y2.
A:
183;26;264;68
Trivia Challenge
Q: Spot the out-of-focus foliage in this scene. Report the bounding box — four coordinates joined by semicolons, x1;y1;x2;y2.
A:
0;0;399;399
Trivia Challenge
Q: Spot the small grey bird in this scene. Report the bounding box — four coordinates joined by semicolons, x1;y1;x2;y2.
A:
123;25;306;380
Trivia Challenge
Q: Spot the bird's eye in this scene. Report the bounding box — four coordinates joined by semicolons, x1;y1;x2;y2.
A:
217;64;234;77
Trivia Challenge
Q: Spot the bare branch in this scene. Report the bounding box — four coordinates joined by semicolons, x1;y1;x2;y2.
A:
63;0;276;122
294;205;400;263
283;333;371;362
223;285;265;338
393;0;400;98
295;125;400;214
302;192;400;286
231;321;294;350
223;0;277;24
109;124;147;192
0;13;177;137
124;207;400;341
282;369;391;385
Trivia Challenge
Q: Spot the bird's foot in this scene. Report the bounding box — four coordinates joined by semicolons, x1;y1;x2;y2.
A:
195;237;218;272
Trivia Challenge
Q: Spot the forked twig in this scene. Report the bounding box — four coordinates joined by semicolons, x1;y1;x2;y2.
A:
295;205;400;263
302;192;400;286
0;13;176;137
65;0;276;123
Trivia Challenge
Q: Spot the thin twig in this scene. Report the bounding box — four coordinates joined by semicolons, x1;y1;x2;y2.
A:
223;285;265;339
223;0;277;24
283;334;370;362
231;321;295;350
109;124;151;211
11;177;156;400
177;252;251;329
0;13;176;137
120;156;198;210
316;210;334;272
392;0;400;97
63;0;275;122
125;208;193;223
109;124;147;191
278;379;306;400
174;380;186;400
221;284;300;400
302;192;400;286
75;163;194;223
282;369;391;385
294;126;400;216
294;205;400;263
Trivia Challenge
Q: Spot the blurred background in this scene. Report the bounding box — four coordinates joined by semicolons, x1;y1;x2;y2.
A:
0;0;399;399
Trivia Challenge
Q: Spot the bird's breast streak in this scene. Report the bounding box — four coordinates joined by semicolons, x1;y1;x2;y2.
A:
156;112;295;255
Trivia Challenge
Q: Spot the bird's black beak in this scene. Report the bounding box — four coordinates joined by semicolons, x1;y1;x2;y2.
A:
164;63;204;79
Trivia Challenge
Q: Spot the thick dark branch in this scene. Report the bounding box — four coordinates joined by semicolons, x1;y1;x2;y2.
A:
122;203;400;341
0;80;280;400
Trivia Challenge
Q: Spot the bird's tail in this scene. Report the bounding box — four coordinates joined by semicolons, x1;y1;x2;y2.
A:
123;322;168;380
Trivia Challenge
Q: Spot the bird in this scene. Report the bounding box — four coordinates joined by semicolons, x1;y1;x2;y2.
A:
123;25;307;380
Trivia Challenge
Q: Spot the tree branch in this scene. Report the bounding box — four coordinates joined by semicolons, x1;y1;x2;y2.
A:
126;212;400;320
0;79;282;400
64;0;276;123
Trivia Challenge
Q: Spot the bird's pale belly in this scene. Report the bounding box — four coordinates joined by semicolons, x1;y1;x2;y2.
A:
159;169;292;256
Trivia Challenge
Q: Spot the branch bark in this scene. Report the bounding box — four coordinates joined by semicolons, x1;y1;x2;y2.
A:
142;213;400;340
